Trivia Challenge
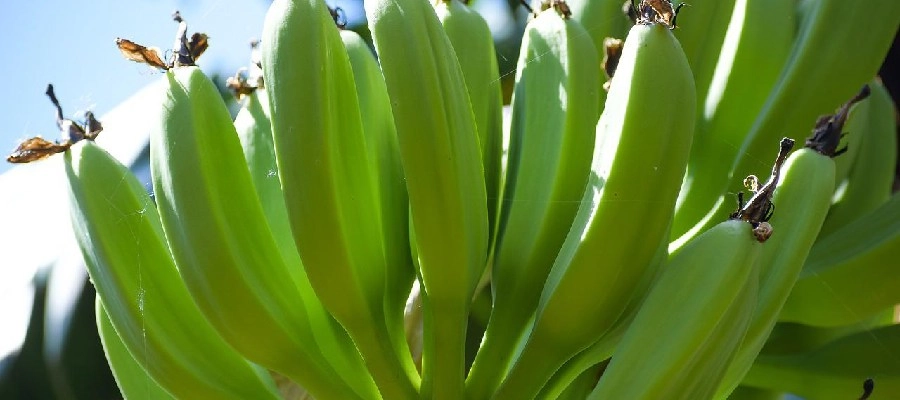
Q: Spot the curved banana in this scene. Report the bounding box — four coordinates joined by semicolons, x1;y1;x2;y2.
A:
340;27;418;379
433;0;504;244
492;17;696;399
365;0;489;395
262;0;420;397
464;5;600;398
744;324;900;399
674;0;900;241
778;191;900;327
819;80;897;236
150;65;372;399
716;135;839;397
65;141;280;399
95;299;175;400
671;0;795;239
589;219;761;400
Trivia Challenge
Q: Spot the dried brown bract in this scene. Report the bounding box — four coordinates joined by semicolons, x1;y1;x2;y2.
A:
602;37;624;91
730;137;795;242
116;11;208;70
538;0;572;19
805;85;871;157
632;0;685;29
226;41;265;99
7;84;103;164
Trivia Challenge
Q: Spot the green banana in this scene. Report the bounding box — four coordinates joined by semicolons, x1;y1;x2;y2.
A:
492;18;696;399
150;65;371;399
589;219;762;400
778;191;900;327
262;0;420;397
672;0;795;239
567;0;631;66
716;129;844;397
365;0;489;395
669;0;737;108
744;324;900;399
65;141;281;399
433;0;504;244
728;386;785;400
95;299;175;400
674;0;900;242
819;80;897;237
464;5;600;398
340;27;418;379
232;68;380;396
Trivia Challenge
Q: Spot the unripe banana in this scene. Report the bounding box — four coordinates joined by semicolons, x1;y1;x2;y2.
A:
150;66;369;399
779;191;900;327
465;5;599;398
262;0;419;397
589;219;761;400
677;0;900;240
744;324;900;399
340;27;417;380
716;140;838;397
95;299;175;400
233;83;380;396
672;0;795;239
65;141;280;399
433;0;504;244
819;80;897;237
669;0;736;108
567;0;631;66
365;0;489;395
492;19;696;399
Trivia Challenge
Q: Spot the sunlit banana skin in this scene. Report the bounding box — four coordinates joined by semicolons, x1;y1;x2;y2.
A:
670;0;736;106
779;191;900;327
589;219;761;400
65;141;280;399
150;66;369;399
464;7;599;398
715;145;837;398
366;0;488;395
262;0;419;397
492;21;696;399
672;0;794;239
433;0;504;244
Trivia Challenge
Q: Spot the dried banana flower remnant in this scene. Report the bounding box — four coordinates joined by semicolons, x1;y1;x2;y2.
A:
730;137;795;241
7;84;103;164
116;11;208;70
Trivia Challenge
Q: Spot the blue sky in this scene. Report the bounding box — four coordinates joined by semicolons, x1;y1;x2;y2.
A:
0;0;276;175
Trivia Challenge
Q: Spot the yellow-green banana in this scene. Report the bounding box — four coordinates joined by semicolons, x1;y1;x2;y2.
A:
365;0;489;395
567;0;632;68
819;80;897;237
672;0;795;240
779;191;900;327
261;0;419;397
95;299;175;400
670;0;737;108
465;5;600;398
232;75;380;396
150;65;371;399
589;219;761;399
492;18;696;399
433;0;504;244
341;26;418;379
744;324;900;399
65;141;281;399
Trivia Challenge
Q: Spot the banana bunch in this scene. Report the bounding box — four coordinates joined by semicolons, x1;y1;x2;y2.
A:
9;0;900;398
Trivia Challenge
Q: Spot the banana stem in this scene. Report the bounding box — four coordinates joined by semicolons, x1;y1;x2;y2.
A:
420;295;469;400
